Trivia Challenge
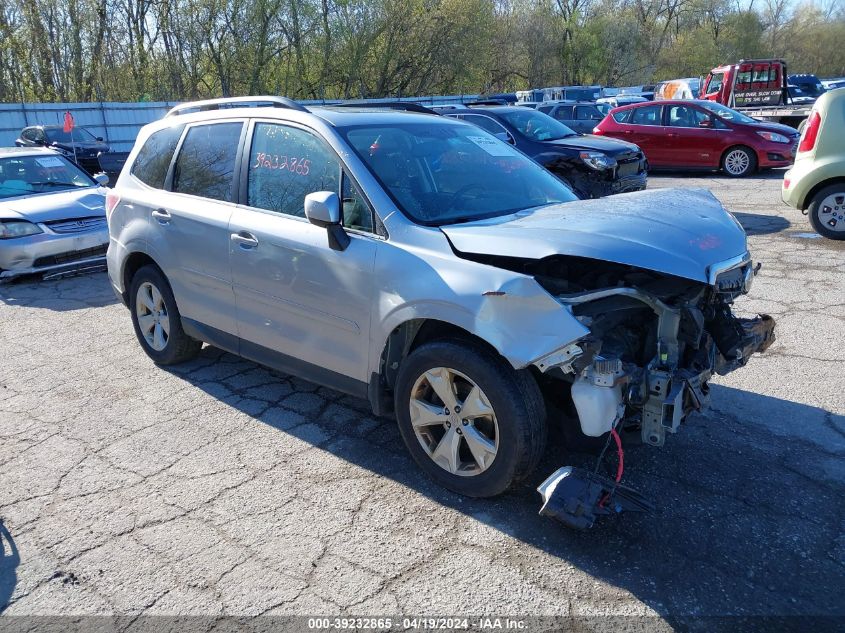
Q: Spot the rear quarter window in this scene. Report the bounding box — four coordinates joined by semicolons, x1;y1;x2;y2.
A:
612;109;632;123
131;124;186;189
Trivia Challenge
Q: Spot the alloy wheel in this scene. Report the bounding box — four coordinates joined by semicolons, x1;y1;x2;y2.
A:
409;367;499;476
724;149;750;175
817;192;845;233
135;281;170;351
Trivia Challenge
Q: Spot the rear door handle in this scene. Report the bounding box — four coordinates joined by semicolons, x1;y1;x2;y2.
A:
231;231;259;249
151;208;171;223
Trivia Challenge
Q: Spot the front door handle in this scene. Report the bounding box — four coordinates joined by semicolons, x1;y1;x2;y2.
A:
151;208;171;224
231;231;259;249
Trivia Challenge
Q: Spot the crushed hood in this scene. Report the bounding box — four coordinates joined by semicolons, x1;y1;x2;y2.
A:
0;187;106;223
441;188;748;284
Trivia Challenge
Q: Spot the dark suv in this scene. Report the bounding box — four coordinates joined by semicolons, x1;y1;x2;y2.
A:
437;105;647;198
16;125;111;176
536;101;604;134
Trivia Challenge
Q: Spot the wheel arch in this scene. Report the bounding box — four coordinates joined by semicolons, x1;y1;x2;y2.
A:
800;177;845;211
121;251;165;305
369;314;556;418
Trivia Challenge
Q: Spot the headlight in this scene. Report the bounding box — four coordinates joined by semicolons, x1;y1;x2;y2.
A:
756;131;790;143
0;220;43;239
579;151;617;170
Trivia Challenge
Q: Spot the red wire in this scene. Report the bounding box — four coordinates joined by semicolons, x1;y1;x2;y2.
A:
610;428;624;483
599;428;625;508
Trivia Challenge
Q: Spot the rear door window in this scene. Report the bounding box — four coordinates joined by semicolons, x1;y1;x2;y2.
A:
553;106;574;120
131;124;186;189
172;122;243;201
246;122;340;218
630;105;663;126
576;105;601;120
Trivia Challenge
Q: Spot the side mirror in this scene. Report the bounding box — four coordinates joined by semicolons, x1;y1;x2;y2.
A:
494;131;515;144
96;136;104;142
305;191;349;251
93;172;109;186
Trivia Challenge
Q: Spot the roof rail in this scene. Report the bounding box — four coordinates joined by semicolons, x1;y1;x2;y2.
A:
330;101;439;115
465;99;508;106
165;96;308;118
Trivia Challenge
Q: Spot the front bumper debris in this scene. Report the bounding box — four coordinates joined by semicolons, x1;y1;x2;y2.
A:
538;466;653;530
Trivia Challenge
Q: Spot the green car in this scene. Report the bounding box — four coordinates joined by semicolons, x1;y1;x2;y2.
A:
782;88;845;239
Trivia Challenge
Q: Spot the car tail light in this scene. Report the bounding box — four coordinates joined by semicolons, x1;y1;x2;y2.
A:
105;191;120;220
783;177;790;189
798;111;820;153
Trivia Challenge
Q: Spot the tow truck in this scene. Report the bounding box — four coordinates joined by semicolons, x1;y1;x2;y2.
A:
700;59;814;129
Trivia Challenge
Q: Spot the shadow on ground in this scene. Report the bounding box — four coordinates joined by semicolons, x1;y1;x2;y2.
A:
0;271;117;312
0;520;19;614
732;212;791;235
650;168;788;181
166;347;845;624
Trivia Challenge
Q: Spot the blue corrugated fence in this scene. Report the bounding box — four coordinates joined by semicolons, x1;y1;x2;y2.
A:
0;94;480;151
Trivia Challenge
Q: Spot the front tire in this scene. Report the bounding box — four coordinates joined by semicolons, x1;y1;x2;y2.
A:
808;184;845;240
394;340;547;498
721;146;757;177
129;265;201;364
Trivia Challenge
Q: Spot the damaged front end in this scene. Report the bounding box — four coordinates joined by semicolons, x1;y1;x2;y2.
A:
529;253;775;528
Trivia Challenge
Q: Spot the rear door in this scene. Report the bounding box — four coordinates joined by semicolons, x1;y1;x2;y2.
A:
620;104;668;164
228;120;377;387
145;119;245;335
573;105;604;134
548;105;576;130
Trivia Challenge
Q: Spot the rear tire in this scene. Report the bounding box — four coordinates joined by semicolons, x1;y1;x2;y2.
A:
721;146;757;177
129;265;201;364
394;339;547;498
807;184;845;240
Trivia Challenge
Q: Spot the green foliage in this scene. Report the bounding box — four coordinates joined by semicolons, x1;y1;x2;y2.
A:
0;0;842;103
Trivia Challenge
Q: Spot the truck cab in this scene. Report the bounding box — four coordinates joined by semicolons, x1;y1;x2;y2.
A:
701;59;787;108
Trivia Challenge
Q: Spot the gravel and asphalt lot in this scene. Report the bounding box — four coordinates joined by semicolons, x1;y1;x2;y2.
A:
0;170;843;630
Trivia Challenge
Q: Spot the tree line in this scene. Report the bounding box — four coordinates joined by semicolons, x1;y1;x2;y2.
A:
0;0;843;103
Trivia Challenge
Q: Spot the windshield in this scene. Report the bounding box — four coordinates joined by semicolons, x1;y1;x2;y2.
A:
0;154;94;199
45;127;98;143
698;101;758;125
498;109;577;141
342;122;578;225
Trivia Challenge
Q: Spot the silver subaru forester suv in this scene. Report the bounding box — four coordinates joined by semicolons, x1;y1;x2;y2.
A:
107;97;774;525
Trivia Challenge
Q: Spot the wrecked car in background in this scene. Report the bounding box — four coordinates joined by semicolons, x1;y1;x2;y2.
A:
1;147;109;280
107;97;775;530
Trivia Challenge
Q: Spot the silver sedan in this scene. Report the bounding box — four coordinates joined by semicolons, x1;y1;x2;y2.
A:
0;147;109;280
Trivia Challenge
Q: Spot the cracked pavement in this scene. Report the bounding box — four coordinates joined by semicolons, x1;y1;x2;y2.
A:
0;170;843;629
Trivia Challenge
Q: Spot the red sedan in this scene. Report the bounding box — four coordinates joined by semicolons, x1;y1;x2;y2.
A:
592;100;800;177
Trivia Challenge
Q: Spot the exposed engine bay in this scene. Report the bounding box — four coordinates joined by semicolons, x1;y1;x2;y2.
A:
465;252;776;529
